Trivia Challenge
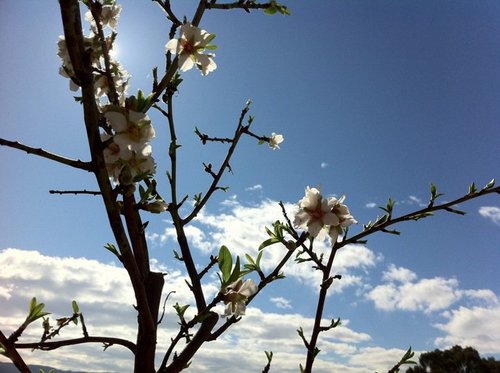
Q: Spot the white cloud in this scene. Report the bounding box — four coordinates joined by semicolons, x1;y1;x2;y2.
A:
365;202;377;208
382;264;417;283
478;206;500;225
434;305;500;354
407;195;426;207
245;184;263;192
320;162;328;168
148;197;377;293
270;296;292;309
0;248;392;373
367;265;498;314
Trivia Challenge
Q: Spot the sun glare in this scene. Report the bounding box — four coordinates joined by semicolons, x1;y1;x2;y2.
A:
110;43;120;58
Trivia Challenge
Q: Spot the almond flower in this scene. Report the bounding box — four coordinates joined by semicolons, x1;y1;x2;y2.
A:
165;23;217;75
85;3;122;31
222;279;258;317
294;187;357;244
101;107;156;184
326;195;357;243
269;133;284;150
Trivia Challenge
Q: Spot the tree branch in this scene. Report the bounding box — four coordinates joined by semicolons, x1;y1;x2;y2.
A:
342;184;500;247
0;330;30;373
49;189;102;195
15;335;136;354
206;1;273;11
183;103;252;224
0;138;93;172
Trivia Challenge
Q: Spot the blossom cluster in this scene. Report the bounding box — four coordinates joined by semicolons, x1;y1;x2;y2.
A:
294;186;357;244
101;106;156;184
57;1;129;106
57;1;157;184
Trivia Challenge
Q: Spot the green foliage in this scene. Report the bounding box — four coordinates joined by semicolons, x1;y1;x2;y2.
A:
406;345;500;373
259;220;286;250
217;245;241;287
264;1;291;15
26;297;50;325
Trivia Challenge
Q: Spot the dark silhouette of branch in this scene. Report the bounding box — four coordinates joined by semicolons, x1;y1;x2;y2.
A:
49;189;102;195
0;138;93;172
342;184;500;247
0;330;30;373
15;336;136;354
206;1;273;11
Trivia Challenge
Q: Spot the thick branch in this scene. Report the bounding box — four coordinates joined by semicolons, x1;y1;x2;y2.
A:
59;0;156;349
15;336;136;354
0;138;93;172
0;330;30;373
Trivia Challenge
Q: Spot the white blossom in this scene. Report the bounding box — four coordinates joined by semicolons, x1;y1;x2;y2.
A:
85;3;122;31
101;107;156;184
222;279;258;317
269;133;284;149
294;187;357;244
165;23;217;75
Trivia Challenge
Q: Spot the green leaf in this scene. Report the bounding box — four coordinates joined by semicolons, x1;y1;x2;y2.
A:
173;303;190;318
483;178;495;190
218;246;233;283
259;237;280;250
26;298;50;324
256;250;263;267
173;250;183;261
445;206;466;215
245;253;256;266
468;182;477;195
265;350;273;362
104;243;120;257
264;7;277;15
205;33;216;44
72;300;79;314
226;256;241;285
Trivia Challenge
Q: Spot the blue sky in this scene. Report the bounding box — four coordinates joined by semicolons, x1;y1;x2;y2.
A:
1;1;499;372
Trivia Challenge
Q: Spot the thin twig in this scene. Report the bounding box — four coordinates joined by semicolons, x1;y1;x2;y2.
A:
49;189;101;195
183;103;252;224
0;138;93;172
341;185;500;248
206;1;273;11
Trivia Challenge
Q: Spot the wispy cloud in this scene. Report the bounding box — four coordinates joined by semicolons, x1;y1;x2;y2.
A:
478;206;500;225
270;296;292;309
407;195;426;207
245;184;263;192
365;202;377;209
320;162;328;169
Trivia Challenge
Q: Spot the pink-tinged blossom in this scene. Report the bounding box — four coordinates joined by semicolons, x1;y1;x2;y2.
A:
222;279;258;317
165;23;217;75
294;187;357;244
